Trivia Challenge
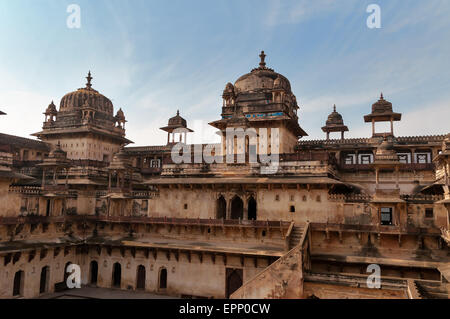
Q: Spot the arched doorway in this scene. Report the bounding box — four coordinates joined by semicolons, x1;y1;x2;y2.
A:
216;196;226;219
248;197;257;220
136;265;146;290
230;196;243;220
39;266;50;294
13;270;24;297
226;268;243;298
90;261;98;285
159;268;167;289
112;262;121;288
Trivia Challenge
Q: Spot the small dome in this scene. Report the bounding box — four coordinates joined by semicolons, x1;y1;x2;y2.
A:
49;142;67;160
273;76;283;89
325;105;344;126
115;108;125;121
108;146;132;170
374;137;399;163
372;93;393;114
224;82;234;93
168;110;187;128
44;101;58;115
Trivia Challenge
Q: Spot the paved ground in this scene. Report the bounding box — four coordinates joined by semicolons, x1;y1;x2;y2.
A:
38;287;177;299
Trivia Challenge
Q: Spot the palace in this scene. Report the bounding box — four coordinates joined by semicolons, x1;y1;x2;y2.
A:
0;52;449;299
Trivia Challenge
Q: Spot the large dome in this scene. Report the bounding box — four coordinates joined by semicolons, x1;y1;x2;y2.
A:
233;51;292;94
59;71;114;115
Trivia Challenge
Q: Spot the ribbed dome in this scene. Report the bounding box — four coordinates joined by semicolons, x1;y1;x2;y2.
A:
234;69;291;94
168;110;187;128
233;51;292;94
326;105;344;126
59;71;114;115
371;93;393;114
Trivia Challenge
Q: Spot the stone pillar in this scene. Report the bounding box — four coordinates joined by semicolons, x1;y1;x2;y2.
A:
226;196;231;220
244;198;248;220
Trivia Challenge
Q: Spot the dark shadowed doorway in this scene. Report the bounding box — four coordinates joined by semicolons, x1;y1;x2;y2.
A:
226;268;243;298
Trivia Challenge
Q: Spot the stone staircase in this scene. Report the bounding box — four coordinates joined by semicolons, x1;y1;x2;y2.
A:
289;225;305;250
230;222;310;299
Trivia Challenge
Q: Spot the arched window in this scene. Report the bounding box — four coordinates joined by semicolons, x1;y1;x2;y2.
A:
136;265;146;290
216;196;226;219
248;197;257;220
159;268;167;289
230;196;243;220
90;260;98;285
112;262;121;288
39;266;50;294
13;270;24;297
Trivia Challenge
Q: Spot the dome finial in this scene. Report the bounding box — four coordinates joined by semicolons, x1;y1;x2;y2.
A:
380;92;384;100
176;109;180;116
259;51;266;68
86;71;93;89
333;104;336;112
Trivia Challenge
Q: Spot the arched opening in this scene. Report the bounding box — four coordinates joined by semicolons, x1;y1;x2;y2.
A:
226;268;243;298
216;196;226;219
13;270;24;297
248;197;257;220
136;265;146;290
230;196;243;220
159;268;167;289
112;262;121;288
39;266;50;294
63;261;72;289
90;260;98;285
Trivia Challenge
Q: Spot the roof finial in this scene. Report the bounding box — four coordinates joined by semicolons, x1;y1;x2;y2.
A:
176;110;180;116
333;104;336;112
259;51;266;68
380;92;384;100
86;71;93;89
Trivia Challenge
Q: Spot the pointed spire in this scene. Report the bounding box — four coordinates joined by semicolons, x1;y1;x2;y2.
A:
259;51;266;68
86;71;93;89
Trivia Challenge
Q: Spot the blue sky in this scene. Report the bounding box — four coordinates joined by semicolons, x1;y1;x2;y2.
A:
0;0;449;146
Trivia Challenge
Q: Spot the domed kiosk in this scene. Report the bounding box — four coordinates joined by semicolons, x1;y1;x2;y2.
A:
321;105;349;140
209;51;307;154
33;72;132;162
